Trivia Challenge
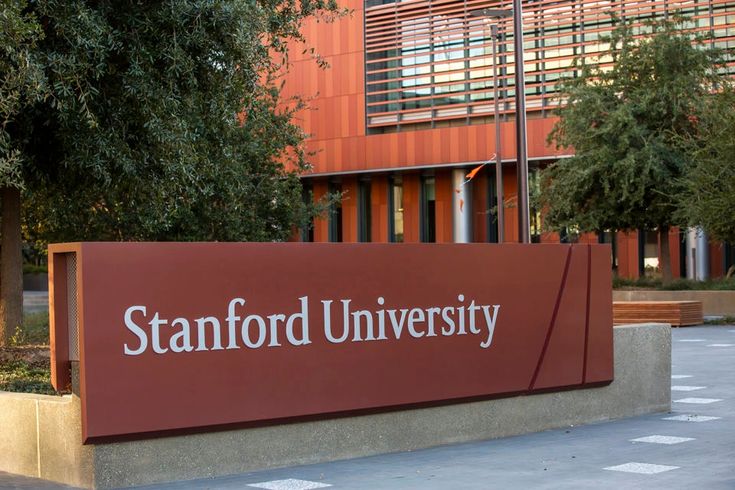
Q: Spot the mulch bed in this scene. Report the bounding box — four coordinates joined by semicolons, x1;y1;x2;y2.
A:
0;345;50;365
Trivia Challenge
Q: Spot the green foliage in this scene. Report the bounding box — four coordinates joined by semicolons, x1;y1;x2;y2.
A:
0;313;53;395
0;0;45;189
11;311;49;346
0;359;54;395
3;0;342;245
540;17;726;234
675;89;735;243
613;275;661;289
22;263;47;274
704;315;735;325
613;276;735;291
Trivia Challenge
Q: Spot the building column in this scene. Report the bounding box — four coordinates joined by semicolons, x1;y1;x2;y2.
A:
452;168;471;243
686;228;709;281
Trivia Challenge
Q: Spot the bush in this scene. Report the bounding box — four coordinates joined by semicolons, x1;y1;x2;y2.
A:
704;315;735;325
0;359;55;395
613;276;662;289
1;311;55;395
613;276;735;290
22;263;48;275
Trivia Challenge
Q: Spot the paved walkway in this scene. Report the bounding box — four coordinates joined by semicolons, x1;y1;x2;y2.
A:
1;325;733;489
23;291;48;313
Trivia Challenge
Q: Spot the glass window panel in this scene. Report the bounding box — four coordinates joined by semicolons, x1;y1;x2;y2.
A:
435;83;467;94
469;58;491;68
470;91;492;101
390;178;404;243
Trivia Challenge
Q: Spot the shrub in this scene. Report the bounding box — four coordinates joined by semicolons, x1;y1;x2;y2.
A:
614;276;735;290
0;359;55;395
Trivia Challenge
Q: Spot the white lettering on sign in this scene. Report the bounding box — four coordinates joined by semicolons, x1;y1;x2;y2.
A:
122;296;500;356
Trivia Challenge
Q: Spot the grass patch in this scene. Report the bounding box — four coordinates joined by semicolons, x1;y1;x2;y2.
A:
613;276;735;291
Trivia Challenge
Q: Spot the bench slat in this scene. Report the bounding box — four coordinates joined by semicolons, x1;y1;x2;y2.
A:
612;300;703;327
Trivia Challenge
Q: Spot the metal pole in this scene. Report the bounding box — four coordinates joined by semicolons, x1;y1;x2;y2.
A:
491;24;504;244
512;0;531;243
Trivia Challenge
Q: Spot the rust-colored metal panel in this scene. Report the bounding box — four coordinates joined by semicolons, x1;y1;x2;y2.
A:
709;243;724;278
616;231;640;279
532;245;589;390
48;242;613;442
49;248;76;391
402;174;421;243
435;170;453;243
370;175;389;243
664;227;682;278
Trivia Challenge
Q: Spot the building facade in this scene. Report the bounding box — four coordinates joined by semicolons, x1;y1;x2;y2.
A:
284;0;735;278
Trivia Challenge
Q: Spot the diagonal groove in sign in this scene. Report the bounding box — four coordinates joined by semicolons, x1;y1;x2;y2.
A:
528;245;574;391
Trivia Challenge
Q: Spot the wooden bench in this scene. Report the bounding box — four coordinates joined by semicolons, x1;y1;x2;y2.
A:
613;300;703;327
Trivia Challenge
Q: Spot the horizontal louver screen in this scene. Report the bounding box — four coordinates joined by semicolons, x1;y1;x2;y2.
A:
364;0;735;133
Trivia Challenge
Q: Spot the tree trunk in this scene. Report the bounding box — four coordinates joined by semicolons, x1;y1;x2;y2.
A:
659;225;673;284
0;187;23;346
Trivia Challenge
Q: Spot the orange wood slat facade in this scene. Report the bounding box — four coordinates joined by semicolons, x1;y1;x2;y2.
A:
282;0;570;174
282;0;731;279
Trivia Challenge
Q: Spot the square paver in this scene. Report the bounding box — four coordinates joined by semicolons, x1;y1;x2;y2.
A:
630;435;695;445
674;398;722;404
662;415;721;422
247;479;332;490
671;386;706;391
604;462;679;474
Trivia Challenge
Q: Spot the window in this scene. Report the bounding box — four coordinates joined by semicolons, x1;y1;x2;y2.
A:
724;242;735;276
420;176;436;243
486;170;498;243
301;183;314;242
598;231;618;272
328;182;343;243
641;230;660;276
389;176;404;243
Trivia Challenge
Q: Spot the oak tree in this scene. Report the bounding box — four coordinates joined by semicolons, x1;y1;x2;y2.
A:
0;0;340;345
540;17;726;281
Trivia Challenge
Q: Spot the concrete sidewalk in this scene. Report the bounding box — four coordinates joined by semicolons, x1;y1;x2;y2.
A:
23;291;48;313
2;325;733;489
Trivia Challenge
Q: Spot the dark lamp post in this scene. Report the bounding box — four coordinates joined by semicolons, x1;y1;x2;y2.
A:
470;8;511;243
470;2;531;244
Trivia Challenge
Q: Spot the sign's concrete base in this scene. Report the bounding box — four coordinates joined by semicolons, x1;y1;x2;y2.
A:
0;324;670;489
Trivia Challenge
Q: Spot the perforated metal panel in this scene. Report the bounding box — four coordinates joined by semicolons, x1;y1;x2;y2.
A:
67;253;79;362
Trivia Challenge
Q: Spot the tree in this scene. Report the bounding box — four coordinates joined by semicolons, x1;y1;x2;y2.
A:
539;17;725;281
0;1;45;345
0;0;341;345
676;89;735;245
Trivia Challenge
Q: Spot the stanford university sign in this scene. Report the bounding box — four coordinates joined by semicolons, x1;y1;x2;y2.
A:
48;243;613;443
